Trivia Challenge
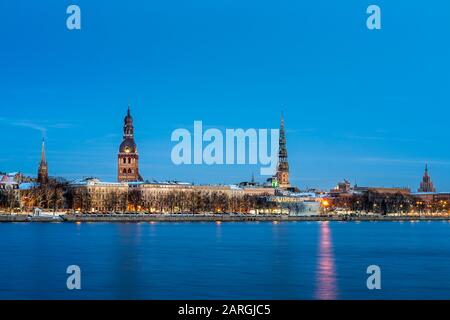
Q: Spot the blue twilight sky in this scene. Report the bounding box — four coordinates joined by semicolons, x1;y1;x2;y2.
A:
1;1;449;190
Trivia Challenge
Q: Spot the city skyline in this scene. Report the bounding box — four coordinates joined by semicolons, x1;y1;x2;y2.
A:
0;106;443;193
1;1;450;189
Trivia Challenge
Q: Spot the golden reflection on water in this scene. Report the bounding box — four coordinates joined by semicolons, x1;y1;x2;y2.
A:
315;221;337;299
215;220;222;240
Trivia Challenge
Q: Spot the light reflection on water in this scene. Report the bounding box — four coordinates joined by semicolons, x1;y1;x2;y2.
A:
315;221;337;299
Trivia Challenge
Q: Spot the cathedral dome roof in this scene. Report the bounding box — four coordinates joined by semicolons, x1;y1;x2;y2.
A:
119;138;137;153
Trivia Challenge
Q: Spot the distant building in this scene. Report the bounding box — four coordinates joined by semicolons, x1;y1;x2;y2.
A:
358;185;410;199
118;106;143;182
0;173;20;190
37;139;48;184
330;179;351;195
241;186;275;196
68;177;276;212
413;192;450;203
70;178;129;212
237;174;275;196
238;173;258;187
0;173;22;210
418;164;436;193
274;113;290;189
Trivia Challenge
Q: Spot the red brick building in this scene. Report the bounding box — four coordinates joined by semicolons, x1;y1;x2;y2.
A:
118;106;143;182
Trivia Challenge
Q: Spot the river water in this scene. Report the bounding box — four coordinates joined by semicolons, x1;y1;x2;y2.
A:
0;221;449;299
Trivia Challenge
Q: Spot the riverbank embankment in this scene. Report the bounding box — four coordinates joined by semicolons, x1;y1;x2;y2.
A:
1;213;449;222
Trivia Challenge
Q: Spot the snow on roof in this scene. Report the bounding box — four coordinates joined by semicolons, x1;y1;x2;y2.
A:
69;178;126;186
287;192;318;198
140;180;193;186
19;182;37;190
128;181;145;186
412;192;450;195
0;175;18;184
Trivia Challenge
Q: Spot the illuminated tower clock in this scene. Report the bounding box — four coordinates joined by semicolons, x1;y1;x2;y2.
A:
118;105;143;182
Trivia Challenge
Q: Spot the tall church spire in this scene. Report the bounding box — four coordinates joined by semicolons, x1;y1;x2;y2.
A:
275;112;290;188
40;138;46;164
279;112;288;159
37;138;48;184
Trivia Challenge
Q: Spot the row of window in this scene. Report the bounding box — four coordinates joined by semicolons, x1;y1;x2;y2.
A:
122;157;134;164
122;168;134;174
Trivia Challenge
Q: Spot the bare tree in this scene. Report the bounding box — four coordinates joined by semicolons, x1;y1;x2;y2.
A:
128;189;142;212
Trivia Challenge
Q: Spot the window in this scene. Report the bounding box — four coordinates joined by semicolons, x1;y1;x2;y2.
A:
123;169;127;174
128;158;131;164
123;158;126;164
128;168;132;174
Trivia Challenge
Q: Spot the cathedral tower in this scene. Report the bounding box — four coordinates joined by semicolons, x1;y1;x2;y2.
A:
118;106;142;182
276;112;290;188
37;138;48;184
418;164;436;193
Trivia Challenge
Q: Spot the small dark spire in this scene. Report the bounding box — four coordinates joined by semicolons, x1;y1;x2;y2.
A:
37;138;48;184
123;105;134;137
279;111;287;158
40;138;46;164
418;164;436;192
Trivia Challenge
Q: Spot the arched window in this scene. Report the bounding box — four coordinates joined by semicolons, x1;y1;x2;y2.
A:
123;168;127;174
123;158;126;164
128;157;131;164
128;168;132;174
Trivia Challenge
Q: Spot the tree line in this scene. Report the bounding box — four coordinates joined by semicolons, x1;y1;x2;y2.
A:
70;188;280;214
1;180;282;214
327;191;449;214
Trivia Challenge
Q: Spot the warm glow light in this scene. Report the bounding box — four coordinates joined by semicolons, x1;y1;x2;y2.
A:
316;221;336;299
322;200;330;207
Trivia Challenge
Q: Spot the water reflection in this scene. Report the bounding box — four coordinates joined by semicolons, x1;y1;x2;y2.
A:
113;223;143;298
215;220;222;241
315;221;337;299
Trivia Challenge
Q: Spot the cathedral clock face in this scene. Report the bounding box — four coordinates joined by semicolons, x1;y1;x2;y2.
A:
125;147;130;153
